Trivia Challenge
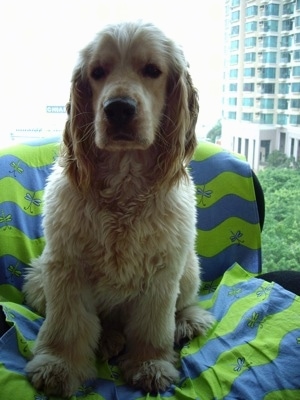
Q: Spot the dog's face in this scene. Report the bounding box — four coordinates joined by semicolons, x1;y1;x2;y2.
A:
87;28;169;151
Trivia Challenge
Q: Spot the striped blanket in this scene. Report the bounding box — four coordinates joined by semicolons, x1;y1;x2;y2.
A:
0;138;299;399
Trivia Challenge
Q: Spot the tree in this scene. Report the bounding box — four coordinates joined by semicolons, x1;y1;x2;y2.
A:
206;119;221;143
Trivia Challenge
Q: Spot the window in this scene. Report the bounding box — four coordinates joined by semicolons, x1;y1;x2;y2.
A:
231;0;240;7
262;52;277;63
291;99;300;108
283;3;294;15
229;83;237;91
296;16;300;28
262;68;276;79
294;50;300;61
281;36;293;47
229;69;238;78
278;99;288;110
243;82;255;92
280;52;291;63
263;36;278;48
245;37;257;47
244;52;256;62
228;97;237;106
293;66;300;77
228;111;237;119
260;113;274;124
292;83;300;93
245;5;258;17
242;113;253;122
242;98;254;107
280;68;290;79
261;99;274;109
261;83;275;94
245;21;257;32
230;40;239;50
244;67;255;77
278;83;290;94
265;4;279;17
290;115;300;125
262;20;278;32
231;25;240;36
277;114;288;125
230;54;239;65
297;0;300;10
294;33;300;45
231;10;240;22
282;19;293;31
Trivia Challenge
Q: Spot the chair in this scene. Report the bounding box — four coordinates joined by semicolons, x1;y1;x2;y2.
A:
1;137;299;399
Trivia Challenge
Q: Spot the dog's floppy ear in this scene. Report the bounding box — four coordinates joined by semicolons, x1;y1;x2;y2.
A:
61;62;97;193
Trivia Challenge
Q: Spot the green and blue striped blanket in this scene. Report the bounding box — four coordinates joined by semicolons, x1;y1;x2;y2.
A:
0;138;299;399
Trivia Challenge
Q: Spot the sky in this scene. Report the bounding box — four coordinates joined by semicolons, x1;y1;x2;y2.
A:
0;0;224;138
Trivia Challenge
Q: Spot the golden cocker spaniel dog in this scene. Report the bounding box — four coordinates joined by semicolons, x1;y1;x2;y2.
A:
23;21;214;397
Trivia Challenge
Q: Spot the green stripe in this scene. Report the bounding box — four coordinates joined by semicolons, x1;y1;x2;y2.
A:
0;285;24;304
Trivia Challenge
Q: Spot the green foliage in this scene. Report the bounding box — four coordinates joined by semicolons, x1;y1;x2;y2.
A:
258;167;300;272
206;120;221;143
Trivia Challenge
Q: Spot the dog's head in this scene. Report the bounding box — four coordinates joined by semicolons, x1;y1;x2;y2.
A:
62;22;199;191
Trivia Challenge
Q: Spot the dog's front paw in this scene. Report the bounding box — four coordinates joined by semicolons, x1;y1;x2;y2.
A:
175;305;215;343
121;358;179;393
26;354;80;398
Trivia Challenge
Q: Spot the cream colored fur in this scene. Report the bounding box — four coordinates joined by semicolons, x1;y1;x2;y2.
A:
23;21;214;397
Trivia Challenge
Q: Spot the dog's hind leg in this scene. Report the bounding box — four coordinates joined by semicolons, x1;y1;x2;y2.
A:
23;257;47;315
175;250;214;343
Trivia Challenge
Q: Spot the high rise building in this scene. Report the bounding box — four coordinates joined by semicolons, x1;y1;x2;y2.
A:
222;0;300;170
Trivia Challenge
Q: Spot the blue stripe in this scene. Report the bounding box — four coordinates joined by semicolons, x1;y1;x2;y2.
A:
0;255;28;291
199;246;261;281
20;136;60;146
190;152;251;185
196;195;259;230
0;155;53;191
0;202;43;239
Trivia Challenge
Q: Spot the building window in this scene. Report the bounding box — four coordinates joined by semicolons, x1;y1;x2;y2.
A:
280;67;290;79
293;66;300;77
283;3;294;15
244;52;256;62
228;111;237;119
231;0;240;7
291;99;300;108
261;83;275;94
281;35;293;47
262;20;278;32
263;36;278;48
278;83;290;94
231;25;240;36
277;114;288;126
297;0;300;11
292;83;300;93
242;113;253;122
261;98;274;109
278;99;288;110
260;113;274;124
245;21;257;32
243;82;255;92
229;83;237;91
262;52;277;63
245;5;258;17
230;54;239;65
230;40;239;50
245;37;257;47
244;67;255;77
294;33;300;45
280;52;291;63
229;69;238;78
294;50;300;61
282;19;293;31
290;115;300;125
296;16;300;28
228;97;237;106
265;4;279;17
243;98;254;107
231;10;240;22
261;67;276;79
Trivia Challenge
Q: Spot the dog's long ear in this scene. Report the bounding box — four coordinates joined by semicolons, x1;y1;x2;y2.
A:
156;52;199;187
61;61;97;193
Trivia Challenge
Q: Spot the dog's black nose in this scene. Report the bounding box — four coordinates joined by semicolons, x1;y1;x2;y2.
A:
104;97;137;127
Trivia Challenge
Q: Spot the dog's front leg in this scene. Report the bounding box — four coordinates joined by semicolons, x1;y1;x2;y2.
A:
120;276;180;393
25;264;100;398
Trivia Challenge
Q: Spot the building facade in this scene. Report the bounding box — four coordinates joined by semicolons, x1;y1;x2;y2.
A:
222;0;300;171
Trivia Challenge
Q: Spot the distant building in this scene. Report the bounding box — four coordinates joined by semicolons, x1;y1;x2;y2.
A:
222;0;300;171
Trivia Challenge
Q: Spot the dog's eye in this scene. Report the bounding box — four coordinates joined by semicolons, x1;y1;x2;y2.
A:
142;63;162;79
91;66;106;80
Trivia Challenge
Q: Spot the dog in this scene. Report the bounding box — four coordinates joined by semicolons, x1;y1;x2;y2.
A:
23;21;214;397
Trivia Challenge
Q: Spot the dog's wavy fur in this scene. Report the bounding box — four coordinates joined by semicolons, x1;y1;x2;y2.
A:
23;22;214;397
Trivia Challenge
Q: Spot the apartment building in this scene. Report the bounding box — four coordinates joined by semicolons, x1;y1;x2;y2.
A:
222;0;300;171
